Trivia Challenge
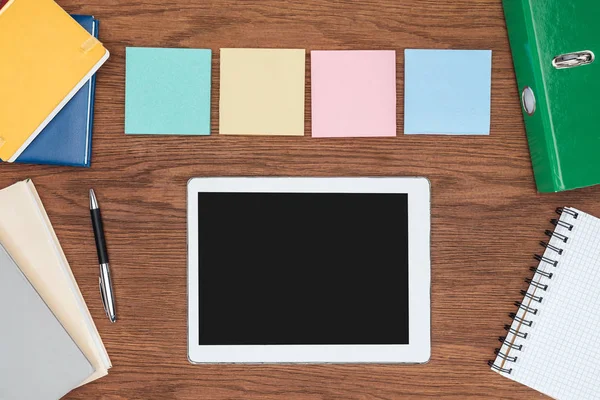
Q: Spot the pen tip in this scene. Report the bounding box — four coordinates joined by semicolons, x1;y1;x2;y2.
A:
89;189;98;210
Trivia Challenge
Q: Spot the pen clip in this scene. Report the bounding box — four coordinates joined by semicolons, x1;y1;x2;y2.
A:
99;276;110;319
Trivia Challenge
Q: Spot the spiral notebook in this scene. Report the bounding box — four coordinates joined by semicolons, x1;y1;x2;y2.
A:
489;207;600;400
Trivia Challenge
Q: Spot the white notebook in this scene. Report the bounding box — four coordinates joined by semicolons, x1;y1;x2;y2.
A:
490;207;600;400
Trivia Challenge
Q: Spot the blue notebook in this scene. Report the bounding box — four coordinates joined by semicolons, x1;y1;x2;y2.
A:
15;15;98;167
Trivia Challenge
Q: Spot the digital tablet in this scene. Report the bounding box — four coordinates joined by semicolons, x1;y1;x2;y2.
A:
188;177;430;363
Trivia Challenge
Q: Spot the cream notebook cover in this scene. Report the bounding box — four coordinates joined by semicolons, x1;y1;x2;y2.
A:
490;207;600;400
0;180;111;384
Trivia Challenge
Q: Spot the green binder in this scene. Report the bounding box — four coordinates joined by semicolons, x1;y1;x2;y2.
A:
504;0;600;193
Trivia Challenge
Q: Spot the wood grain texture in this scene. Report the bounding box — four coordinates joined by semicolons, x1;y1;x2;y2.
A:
1;0;596;398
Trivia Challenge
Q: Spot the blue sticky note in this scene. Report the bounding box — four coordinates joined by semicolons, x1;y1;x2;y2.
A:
404;49;492;135
125;47;212;135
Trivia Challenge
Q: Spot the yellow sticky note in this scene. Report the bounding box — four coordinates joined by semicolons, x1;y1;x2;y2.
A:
219;48;305;136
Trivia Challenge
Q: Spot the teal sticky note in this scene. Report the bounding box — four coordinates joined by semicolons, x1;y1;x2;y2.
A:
125;47;212;135
404;49;492;135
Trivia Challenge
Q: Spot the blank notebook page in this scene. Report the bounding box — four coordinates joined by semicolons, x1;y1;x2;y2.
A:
492;208;600;400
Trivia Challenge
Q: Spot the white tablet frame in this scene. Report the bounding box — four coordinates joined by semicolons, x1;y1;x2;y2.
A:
188;177;431;364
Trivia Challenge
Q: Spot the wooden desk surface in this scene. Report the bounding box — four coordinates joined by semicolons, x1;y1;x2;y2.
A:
2;0;599;398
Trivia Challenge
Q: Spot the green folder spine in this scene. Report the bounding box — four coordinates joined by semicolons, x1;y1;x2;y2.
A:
503;0;600;193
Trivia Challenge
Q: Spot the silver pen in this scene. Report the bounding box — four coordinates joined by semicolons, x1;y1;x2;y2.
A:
90;189;117;323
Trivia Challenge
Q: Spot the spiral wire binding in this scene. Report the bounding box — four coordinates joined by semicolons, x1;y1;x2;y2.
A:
534;254;558;267
556;208;579;218
545;230;569;243
498;336;522;351
551;219;574;231
539;241;563;255
520;290;543;303
524;277;548;291
509;312;533;327
488;208;577;375
529;266;553;279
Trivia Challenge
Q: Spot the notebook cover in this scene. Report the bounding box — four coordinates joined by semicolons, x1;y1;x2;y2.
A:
16;15;98;167
504;0;600;193
0;0;109;162
0;180;111;384
0;243;94;400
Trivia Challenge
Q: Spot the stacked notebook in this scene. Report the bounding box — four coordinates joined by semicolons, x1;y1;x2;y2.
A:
0;180;111;399
0;0;109;167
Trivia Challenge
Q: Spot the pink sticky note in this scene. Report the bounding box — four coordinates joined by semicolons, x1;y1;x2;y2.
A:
311;50;397;138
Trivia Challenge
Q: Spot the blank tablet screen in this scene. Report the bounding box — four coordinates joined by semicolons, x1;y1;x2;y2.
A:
197;192;409;345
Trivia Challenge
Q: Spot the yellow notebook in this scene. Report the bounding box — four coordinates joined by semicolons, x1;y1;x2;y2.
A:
0;0;109;162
